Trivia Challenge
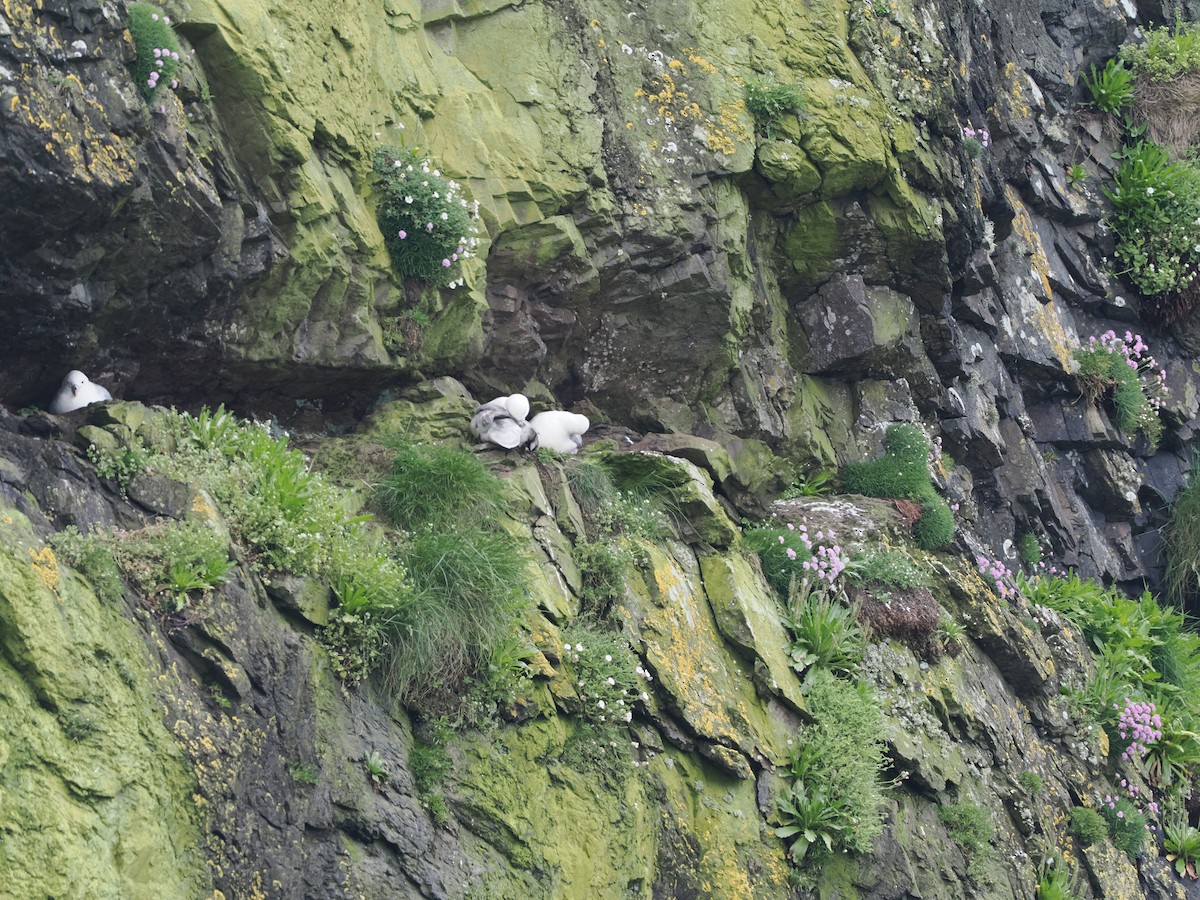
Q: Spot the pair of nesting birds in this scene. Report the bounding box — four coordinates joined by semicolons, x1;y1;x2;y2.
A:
49;370;112;413
469;394;589;454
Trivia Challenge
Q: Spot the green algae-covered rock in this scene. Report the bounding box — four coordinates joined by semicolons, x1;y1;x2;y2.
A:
453;719;656;895
623;543;801;773
698;552;806;714
0;506;207;899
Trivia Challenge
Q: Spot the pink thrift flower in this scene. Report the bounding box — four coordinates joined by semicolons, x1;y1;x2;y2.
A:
397;230;407;239
442;259;451;267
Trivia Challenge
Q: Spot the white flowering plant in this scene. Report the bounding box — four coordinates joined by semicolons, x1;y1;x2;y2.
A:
373;146;481;288
1105;137;1200;319
560;628;648;728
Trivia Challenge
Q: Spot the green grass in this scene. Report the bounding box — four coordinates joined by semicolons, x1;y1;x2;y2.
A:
376;440;506;531
1018;532;1042;568
939;802;994;873
1164;457;1200;608
744;77;805;139
1068;806;1107;847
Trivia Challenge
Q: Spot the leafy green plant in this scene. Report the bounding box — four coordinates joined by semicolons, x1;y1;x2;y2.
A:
744;77;805;139
783;670;887;858
1121;21;1200;83
774;781;847;862
1069;806;1107;847
87;439;150;493
49;526;124;604
289;762;319;785
1103;139;1200;321
1036;857;1079;900
68;519;233;615
780;470;835;499
1100;797;1147;860
364;751;389;788
373;146;480;288
1066;163;1088;186
128;3;181;98
1164;815;1200;878
936;614;967;655
782;590;863;679
1081;58;1135;113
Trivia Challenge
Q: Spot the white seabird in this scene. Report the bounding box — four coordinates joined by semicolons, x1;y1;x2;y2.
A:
49;370;112;414
529;411;590;454
469;393;538;450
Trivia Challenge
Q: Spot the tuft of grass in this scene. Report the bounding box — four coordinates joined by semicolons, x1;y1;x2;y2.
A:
840;425;954;550
1164;456;1200;608
1068;806;1107;847
744;77;805;139
1017;771;1044;795
1018;532;1043;568
386;525;526;702
411;718;453;825
939;802;995;874
289;762;319;785
375;440;505;531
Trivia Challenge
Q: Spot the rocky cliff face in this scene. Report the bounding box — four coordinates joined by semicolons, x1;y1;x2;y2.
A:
3;0;1200;896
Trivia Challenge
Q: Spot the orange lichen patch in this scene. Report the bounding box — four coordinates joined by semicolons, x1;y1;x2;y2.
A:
1030;301;1075;371
1004;185;1054;302
683;49;717;75
29;546;60;594
11;62;137;188
1003;60;1032;119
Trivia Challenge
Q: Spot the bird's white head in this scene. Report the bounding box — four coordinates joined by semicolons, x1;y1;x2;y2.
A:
506;393;531;421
